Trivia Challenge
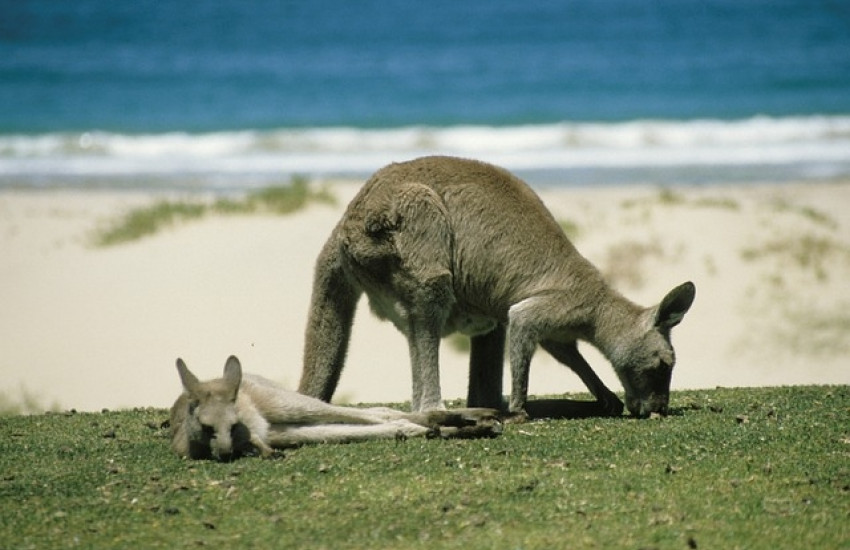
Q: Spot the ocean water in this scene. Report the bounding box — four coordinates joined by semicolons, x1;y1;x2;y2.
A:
1;0;849;188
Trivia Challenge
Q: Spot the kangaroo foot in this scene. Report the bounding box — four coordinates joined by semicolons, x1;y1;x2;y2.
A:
421;408;500;428
597;393;624;417
419;408;503;439
503;410;530;424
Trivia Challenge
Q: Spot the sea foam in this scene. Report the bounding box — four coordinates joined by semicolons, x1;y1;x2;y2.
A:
1;115;848;187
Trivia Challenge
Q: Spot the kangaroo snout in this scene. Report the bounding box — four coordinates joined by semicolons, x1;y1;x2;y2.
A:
210;434;234;462
627;393;669;418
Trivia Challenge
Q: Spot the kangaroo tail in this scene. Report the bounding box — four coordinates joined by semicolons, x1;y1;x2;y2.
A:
298;226;361;401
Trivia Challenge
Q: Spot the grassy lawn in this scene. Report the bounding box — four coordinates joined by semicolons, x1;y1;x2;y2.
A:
1;386;848;549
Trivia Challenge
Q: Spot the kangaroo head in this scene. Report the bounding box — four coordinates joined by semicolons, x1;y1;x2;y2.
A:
176;356;246;461
613;281;696;418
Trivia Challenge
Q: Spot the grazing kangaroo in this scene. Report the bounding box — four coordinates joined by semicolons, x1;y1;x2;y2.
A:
170;356;501;461
299;156;695;418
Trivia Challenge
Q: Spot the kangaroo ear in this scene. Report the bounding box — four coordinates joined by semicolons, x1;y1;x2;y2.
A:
222;356;243;397
176;358;200;394
655;281;696;330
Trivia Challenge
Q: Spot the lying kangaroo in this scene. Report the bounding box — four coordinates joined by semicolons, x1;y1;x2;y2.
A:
170;356;501;460
299;156;695;418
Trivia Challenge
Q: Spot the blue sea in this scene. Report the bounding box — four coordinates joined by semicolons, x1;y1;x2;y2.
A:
2;0;849;189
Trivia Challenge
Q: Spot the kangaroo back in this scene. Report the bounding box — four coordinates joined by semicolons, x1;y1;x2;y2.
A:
350;157;606;312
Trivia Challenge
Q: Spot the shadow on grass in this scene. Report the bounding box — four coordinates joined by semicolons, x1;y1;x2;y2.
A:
524;398;624;420
523;398;707;420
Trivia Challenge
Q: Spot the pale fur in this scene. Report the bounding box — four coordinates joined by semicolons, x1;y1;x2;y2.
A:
299;156;695;418
170;356;500;461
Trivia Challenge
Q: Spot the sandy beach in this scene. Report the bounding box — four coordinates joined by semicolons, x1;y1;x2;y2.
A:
1;180;848;413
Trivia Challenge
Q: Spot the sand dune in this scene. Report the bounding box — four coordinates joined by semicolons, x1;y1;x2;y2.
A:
1;180;848;412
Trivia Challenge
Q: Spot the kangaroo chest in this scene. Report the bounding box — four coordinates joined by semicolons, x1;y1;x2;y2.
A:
365;289;498;338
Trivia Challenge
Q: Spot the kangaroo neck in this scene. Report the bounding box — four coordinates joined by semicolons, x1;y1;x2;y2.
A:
585;291;647;362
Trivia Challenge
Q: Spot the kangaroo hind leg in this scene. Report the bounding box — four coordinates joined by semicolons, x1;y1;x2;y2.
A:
413;408;503;439
265;421;432;448
467;324;506;411
374;182;456;412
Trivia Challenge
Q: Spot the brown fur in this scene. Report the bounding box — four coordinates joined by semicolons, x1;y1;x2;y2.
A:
170;356;501;461
299;156;695;418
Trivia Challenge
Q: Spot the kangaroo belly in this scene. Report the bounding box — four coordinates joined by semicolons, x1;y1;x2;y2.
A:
444;309;498;337
367;288;498;339
365;289;410;334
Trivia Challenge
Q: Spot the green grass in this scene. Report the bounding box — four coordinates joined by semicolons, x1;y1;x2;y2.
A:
1;386;848;549
93;177;336;246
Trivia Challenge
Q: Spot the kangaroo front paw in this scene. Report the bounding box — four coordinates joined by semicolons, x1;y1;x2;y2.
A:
263;449;286;460
248;437;276;459
597;394;624;417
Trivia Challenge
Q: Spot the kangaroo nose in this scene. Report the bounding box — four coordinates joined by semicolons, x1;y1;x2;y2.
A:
211;436;235;462
214;450;234;462
644;397;669;417
635;395;668;418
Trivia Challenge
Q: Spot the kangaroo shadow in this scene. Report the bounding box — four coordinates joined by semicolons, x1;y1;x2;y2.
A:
523;398;622;420
523;398;696;420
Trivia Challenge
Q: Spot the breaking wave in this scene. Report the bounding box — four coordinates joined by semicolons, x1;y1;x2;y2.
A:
2;115;849;187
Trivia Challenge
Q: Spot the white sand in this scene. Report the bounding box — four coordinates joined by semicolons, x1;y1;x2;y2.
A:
1;180;848;412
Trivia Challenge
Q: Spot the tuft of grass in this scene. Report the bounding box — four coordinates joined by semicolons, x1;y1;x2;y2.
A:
622;189;739;212
773;307;850;356
94;201;206;247
693;196;740;210
602;239;665;290
0;386;62;416
93;177;335;247
769;199;837;230
0;386;847;549
211;176;337;217
656;187;686;206
740;234;850;281
244;177;336;215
